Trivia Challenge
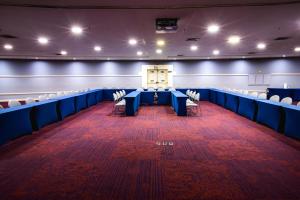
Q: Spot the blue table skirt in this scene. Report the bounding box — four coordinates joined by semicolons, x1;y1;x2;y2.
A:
31;100;59;131
0;105;33;145
95;90;103;103
176;88;210;101
57;96;76;120
75;93;87;112
216;91;226;107
87;92;97;107
267;88;300;101
209;90;217;104
237;96;257;121
124;91;141;116
225;93;239;113
256;100;283;132
141;91;155;105
171;91;187;116
283;106;300;139
103;89;136;101
157;91;171;105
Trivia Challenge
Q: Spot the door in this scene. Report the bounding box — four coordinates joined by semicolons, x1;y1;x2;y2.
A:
147;67;168;88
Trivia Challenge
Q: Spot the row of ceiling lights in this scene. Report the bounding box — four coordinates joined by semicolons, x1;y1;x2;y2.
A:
2;24;300;57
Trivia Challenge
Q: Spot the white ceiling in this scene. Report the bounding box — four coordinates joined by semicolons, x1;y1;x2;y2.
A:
0;0;300;60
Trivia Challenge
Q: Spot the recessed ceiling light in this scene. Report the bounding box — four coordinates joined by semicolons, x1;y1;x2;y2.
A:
294;47;300;52
3;44;13;50
128;38;137;46
94;46;102;52
71;25;83;35
38;37;49;45
156;49;162;54
137;51;143;56
207;24;220;34
190;45;198;51
282;54;286;57
227;35;241;45
213;49;220;55
156;40;165;46
60;50;67;55
257;42;266;50
107;58;110;60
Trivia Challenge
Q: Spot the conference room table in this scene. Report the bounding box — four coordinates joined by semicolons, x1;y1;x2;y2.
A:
124;91;141;116
282;104;300;139
176;88;210;101
171;91;188;116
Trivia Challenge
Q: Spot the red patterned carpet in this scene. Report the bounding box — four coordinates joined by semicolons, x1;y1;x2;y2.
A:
0;102;300;200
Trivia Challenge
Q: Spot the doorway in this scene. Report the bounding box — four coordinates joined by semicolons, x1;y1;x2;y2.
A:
141;65;173;89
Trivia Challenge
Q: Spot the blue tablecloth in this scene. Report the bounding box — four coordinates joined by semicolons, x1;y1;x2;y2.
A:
216;90;226;107
141;91;155;105
282;105;300;139
31;100;59;130
256;100;284;132
171;91;188;116
95;89;103;103
209;90;217;104
56;96;76;120
0;104;33;145
87;91;97;107
124;91;141;116
157;91;171;105
75;93;87;112
237;95;257;120
225;93;239;113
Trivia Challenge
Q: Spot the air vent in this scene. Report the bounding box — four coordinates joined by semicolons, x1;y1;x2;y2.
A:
55;53;62;56
274;36;290;41
0;34;18;39
186;38;200;42
248;52;256;55
177;54;184;57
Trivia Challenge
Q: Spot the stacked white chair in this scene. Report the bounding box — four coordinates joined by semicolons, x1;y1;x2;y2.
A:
157;87;164;91
280;97;293;105
38;95;48;101
8;100;21;108
148;87;155;91
25;98;35;104
168;88;176;91
258;93;267;99
242;90;249;95
136;88;144;91
297;102;300;106
112;91;126;114
122;90;126;95
0;105;4;109
48;94;57;99
186;91;200;116
57;91;64;96
269;95;280;102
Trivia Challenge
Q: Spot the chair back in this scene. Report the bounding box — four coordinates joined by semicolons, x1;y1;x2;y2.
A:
0;105;4;109
195;93;200;101
136;88;144;91
38;95;48;101
281;97;293;105
113;93;118;101
258;93;267;99
8;100;21;107
269;95;280;102
157;87;164;91
168;88;176;91
249;92;258;97
122;90;126;95
297;102;300;106
48;94;56;99
57;91;64;96
148;87;155;91
25;98;35;104
243;90;249;95
186;90;190;95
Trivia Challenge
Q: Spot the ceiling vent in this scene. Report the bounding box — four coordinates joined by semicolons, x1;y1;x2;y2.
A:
156;18;178;34
177;54;184;57
274;36;290;41
0;34;18;39
247;52;257;55
186;37;200;42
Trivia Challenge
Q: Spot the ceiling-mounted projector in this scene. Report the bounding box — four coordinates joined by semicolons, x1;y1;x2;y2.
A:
156;18;178;34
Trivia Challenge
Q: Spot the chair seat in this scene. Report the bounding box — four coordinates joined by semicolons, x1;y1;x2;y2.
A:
116;99;126;106
186;99;193;104
186;101;198;106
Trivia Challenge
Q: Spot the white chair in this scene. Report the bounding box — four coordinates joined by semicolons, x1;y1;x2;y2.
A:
297;102;300;106
136;88;144;91
57;91;64;96
122;90;126;95
191;91;196;100
48;94;57;99
243;90;249;95
281;97;293;105
148;87;155;91
249;92;258;97
258;93;267;99
269;95;280;102
186;100;198;116
157;87;164;91
0;105;4;109
25;98;35;104
116;91;122;100
8;100;21;108
38;95;48;101
113;93;118;102
168;88;176;91
186;90;190;96
194;93;200;103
